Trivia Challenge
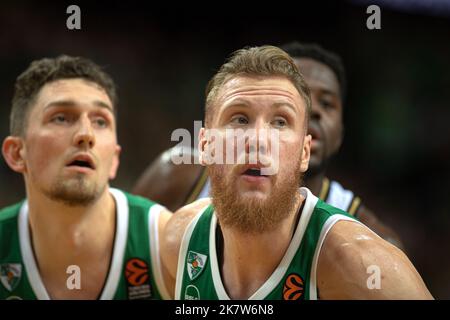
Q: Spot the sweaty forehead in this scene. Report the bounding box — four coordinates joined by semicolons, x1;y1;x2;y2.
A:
294;58;340;95
217;75;303;106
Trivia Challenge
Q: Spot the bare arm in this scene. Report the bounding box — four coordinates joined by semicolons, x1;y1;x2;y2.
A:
156;207;174;298
317;220;433;299
160;198;212;298
132;147;205;211
356;205;405;250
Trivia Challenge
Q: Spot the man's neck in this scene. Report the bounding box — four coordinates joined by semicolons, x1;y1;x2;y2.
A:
219;193;303;299
26;188;116;299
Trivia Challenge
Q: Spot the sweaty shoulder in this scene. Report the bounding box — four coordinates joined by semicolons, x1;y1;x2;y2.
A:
160;198;211;294
132;147;205;211
317;220;433;299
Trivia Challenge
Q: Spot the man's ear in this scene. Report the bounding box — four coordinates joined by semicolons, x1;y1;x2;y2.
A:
109;144;121;180
2;136;26;173
198;127;208;166
300;134;311;173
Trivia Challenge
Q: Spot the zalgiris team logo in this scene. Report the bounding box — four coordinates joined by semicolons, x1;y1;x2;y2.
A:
0;264;22;292
187;251;207;280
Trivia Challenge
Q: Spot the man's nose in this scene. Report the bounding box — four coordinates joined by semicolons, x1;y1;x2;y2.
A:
246;119;269;155
73;115;95;149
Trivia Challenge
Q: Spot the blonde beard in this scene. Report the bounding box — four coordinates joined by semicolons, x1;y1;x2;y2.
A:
208;160;302;234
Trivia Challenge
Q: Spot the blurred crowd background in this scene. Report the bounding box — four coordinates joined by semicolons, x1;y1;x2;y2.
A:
1;0;449;298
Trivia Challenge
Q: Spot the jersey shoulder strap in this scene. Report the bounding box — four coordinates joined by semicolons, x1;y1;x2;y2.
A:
110;189;170;300
175;203;214;300
0;201;37;299
306;197;361;299
0;202;22;251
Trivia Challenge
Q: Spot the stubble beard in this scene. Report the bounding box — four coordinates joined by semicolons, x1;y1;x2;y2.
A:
43;173;105;207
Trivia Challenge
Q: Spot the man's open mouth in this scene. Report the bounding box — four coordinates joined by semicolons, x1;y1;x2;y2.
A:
68;160;93;169
243;168;268;177
66;155;95;170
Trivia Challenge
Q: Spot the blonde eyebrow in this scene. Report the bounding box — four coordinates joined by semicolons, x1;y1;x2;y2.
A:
222;99;298;113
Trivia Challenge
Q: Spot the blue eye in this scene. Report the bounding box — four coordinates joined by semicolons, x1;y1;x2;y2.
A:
231;116;248;125
94;117;108;128
52;114;68;124
273;118;287;128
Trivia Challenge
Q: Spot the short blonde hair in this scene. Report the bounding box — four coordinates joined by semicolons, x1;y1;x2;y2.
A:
204;45;311;127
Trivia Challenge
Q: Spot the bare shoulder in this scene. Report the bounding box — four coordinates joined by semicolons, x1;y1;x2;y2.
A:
317;220;433;299
159;198;211;298
132;147;205;211
160;198;212;277
164;198;212;247
356;204;405;250
157;207;173;238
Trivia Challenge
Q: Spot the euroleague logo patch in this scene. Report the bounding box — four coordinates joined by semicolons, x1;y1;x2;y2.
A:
125;258;149;286
125;258;152;299
283;273;304;300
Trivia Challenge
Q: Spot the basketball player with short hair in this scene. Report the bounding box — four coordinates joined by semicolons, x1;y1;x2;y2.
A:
0;56;171;300
160;45;432;300
132;42;403;248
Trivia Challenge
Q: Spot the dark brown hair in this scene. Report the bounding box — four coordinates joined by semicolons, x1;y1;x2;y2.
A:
10;55;118;136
